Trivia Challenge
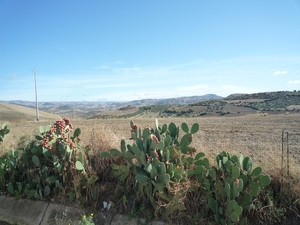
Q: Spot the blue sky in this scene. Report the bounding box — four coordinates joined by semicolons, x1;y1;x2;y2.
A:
1;0;300;102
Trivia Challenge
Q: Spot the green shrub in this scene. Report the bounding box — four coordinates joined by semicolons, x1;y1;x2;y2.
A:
101;119;209;219
0;118;98;204
101;119;272;224
205;151;271;224
1;119;275;224
0;123;10;142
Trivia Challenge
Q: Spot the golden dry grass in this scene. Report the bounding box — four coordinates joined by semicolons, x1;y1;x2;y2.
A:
74;114;300;197
0;102;60;123
1;114;300;197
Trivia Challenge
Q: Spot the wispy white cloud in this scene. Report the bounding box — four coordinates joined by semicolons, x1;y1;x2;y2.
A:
113;67;141;73
2;55;299;101
95;61;124;70
273;71;288;75
96;65;109;69
176;84;260;98
32;57;288;101
83;83;136;89
220;85;260;95
1;74;18;81
287;80;300;85
177;85;209;91
9;74;17;79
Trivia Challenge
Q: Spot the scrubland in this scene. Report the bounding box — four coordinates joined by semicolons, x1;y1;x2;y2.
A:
1;113;300;224
2;113;299;193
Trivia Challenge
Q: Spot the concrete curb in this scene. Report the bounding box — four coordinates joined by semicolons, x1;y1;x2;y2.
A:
0;196;168;225
0;196;48;225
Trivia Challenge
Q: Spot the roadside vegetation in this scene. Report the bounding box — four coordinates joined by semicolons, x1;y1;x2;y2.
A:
1;114;299;224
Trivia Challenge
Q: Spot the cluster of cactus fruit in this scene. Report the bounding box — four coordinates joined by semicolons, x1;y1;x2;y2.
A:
0;118;97;203
206;151;271;225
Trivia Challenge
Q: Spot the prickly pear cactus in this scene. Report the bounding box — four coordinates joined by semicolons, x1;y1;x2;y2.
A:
0;118;97;203
207;151;271;224
102;119;208;217
0;123;10;142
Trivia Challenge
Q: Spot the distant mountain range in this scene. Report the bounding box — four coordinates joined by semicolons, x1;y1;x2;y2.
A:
118;94;222;106
2;94;222;107
2;91;300;120
1;94;222;118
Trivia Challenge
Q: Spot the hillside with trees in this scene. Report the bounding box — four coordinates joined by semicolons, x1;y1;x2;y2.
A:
224;91;300;111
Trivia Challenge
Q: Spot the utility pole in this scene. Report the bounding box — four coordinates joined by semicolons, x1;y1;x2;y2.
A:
33;68;39;121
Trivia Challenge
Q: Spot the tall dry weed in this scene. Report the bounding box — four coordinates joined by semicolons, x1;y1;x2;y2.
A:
77;124;124;182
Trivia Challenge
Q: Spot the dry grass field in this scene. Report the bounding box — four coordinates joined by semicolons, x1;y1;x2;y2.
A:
1;113;300;197
0;103;60;122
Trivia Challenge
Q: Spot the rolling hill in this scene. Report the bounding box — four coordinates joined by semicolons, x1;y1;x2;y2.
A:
2;91;300;120
2;94;222;118
89;91;300;119
0;103;60;123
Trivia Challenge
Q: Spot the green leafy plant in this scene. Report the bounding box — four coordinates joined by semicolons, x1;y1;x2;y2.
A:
102;119;209;219
0;118;98;204
205;151;271;225
0;119;277;224
0;123;10;142
0;148;23;191
78;213;95;225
